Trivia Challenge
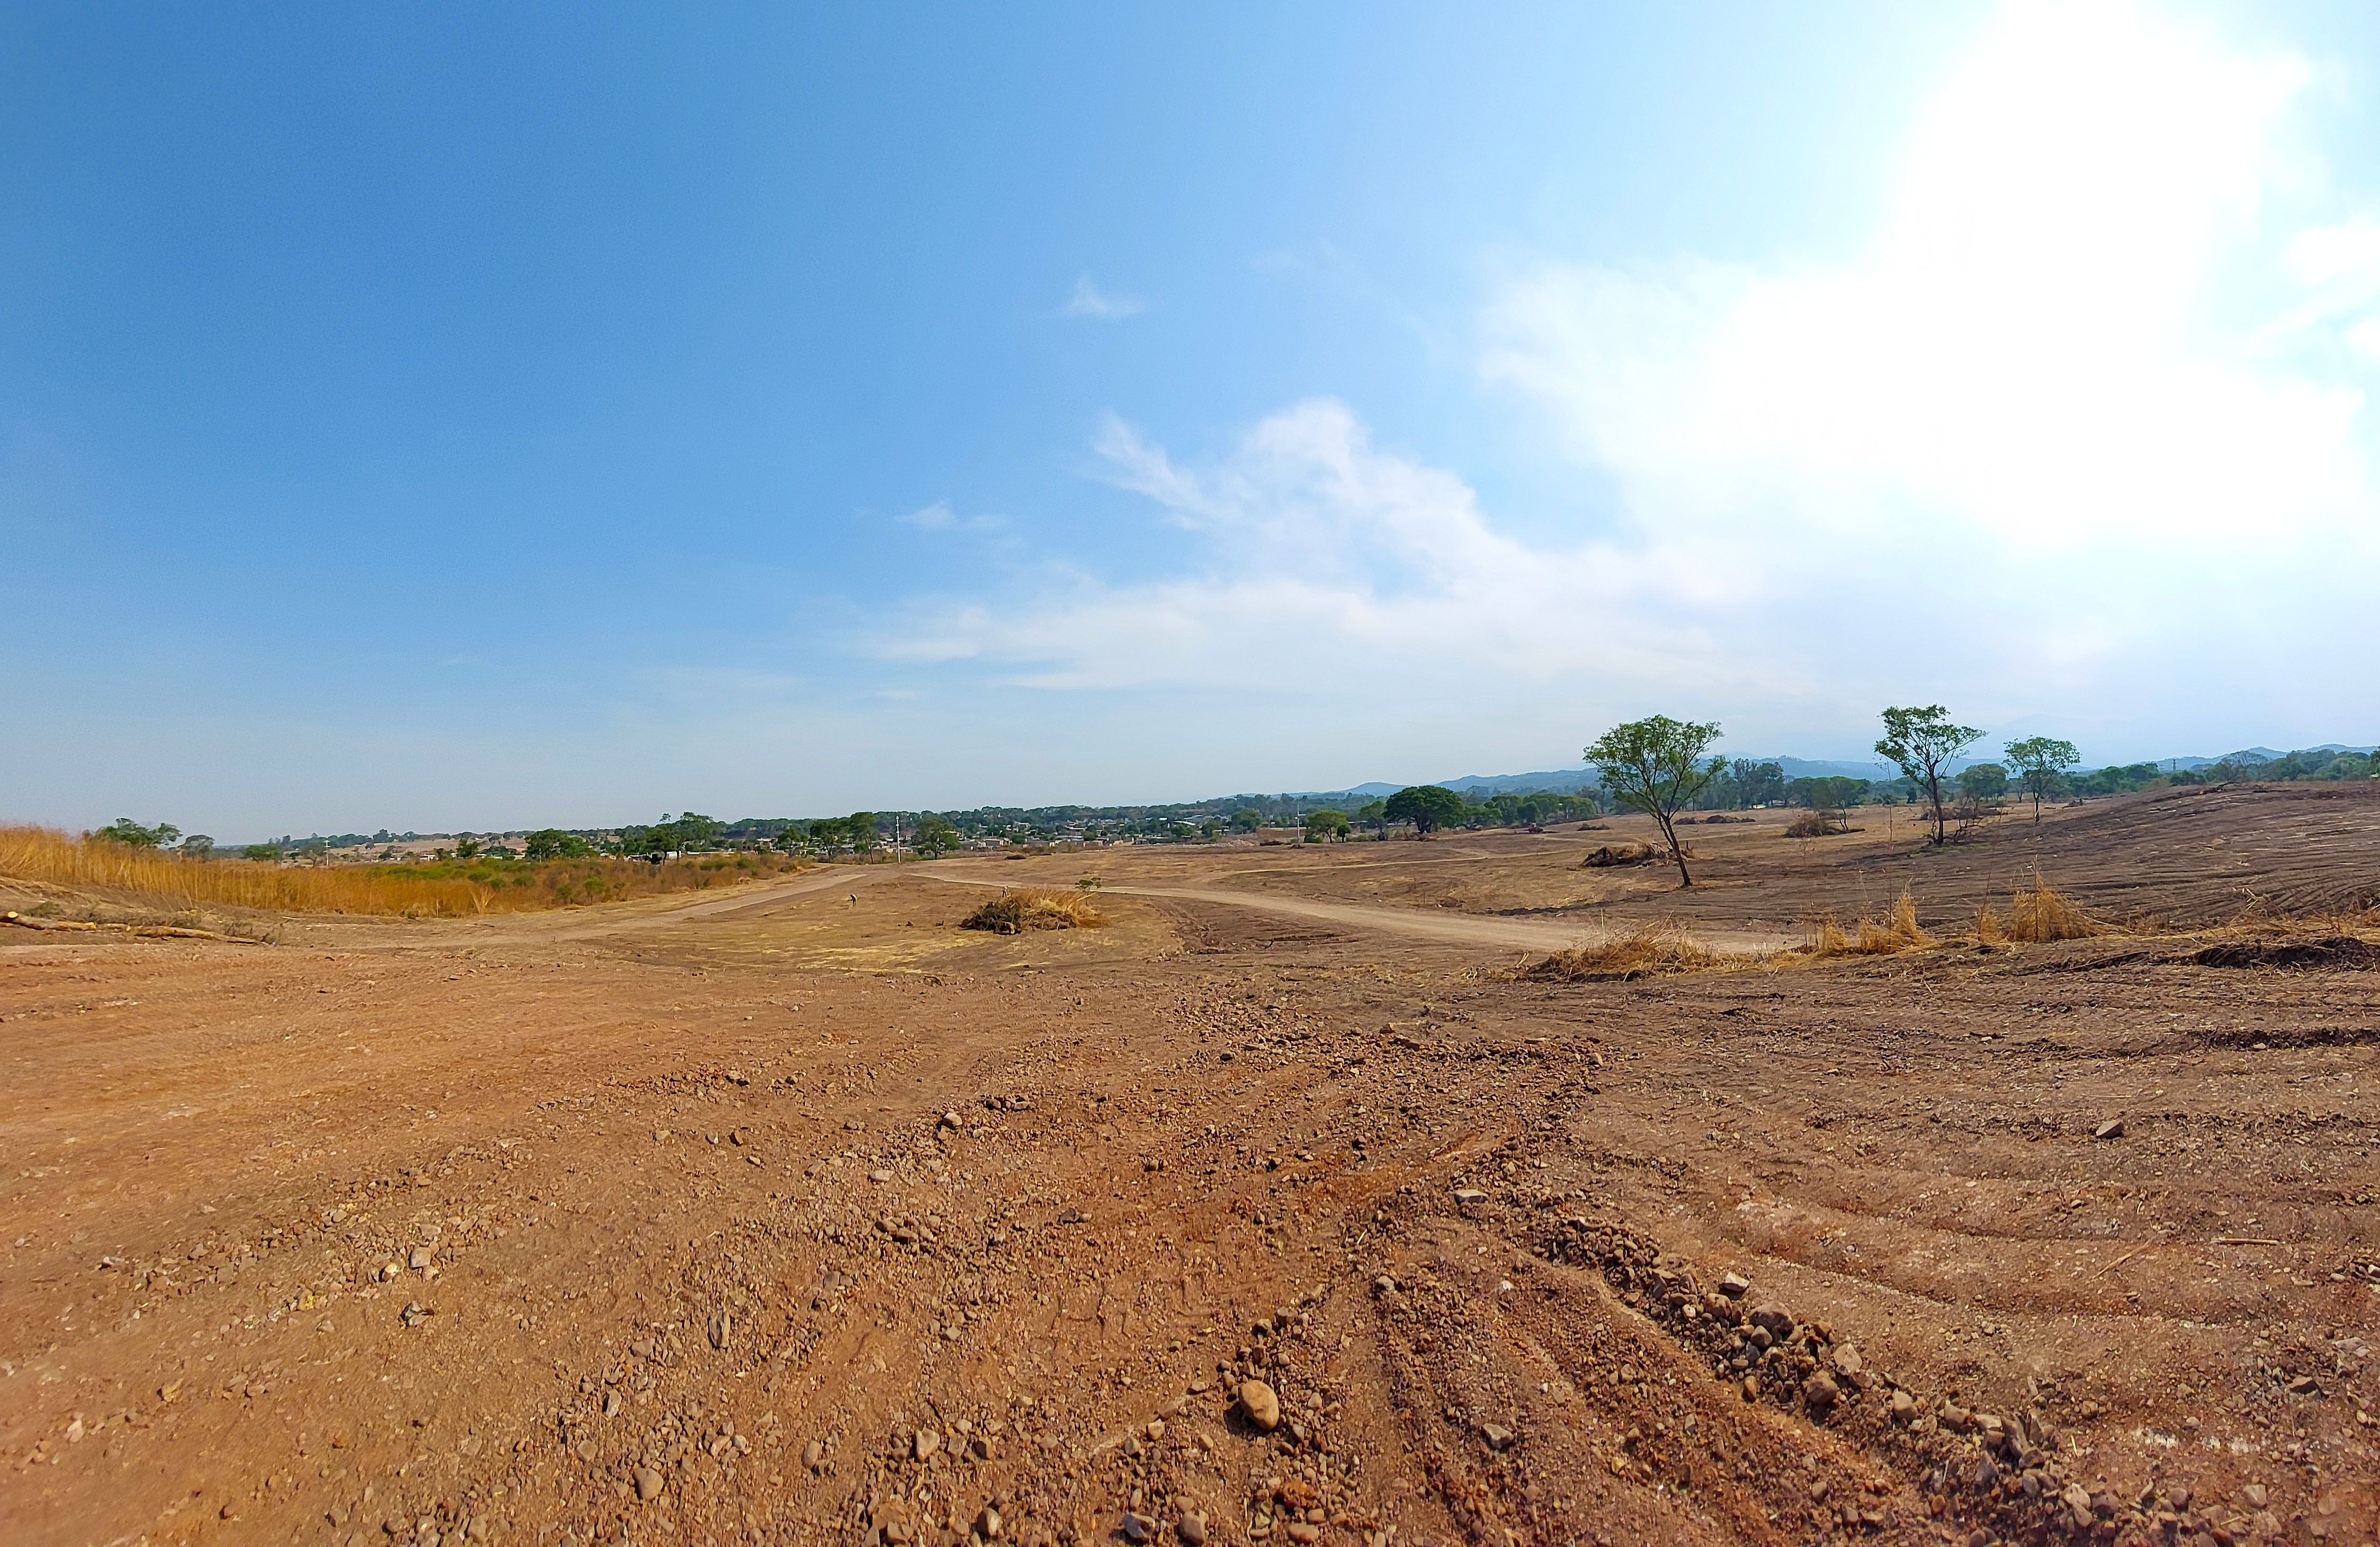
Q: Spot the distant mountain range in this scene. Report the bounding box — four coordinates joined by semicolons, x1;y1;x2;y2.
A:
2156;744;2373;770
1289;744;2376;802
1296;757;1908;800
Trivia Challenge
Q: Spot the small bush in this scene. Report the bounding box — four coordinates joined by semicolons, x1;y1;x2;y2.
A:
1785;809;1854;838
960;888;1107;934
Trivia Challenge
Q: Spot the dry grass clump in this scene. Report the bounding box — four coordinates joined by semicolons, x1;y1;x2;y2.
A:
959;887;1107;934
1523;929;1719;981
1808;889;1933;956
0;825;801;918
1581;843;1657;869
1784;810;1854;838
1987;876;2108;943
1521;927;1779;981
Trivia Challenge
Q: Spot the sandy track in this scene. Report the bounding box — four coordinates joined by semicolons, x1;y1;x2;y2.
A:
909;869;1793;955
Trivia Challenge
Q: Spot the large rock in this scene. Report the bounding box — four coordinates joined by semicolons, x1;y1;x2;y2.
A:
1238;1380;1281;1432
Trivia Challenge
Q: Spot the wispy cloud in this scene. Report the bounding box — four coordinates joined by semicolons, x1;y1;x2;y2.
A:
876;399;1774;713
1060;275;1143;321
895;499;1003;535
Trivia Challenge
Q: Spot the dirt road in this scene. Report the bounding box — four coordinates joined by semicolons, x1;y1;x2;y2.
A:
3;788;2376;1547
909;869;1794;955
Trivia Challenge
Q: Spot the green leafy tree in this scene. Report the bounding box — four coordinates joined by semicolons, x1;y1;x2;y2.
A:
1957;763;2010;802
242;842;282;862
523;828;593;861
1790;775;1870;812
452;834;484;860
91;818;180;848
2003;736;2080;825
845;812;879;852
1876;705;1983;847
912;814;961;854
1584;715;1724;886
1304;808;1351;843
1729;758;1787;808
1229;809;1263;833
1382;785;1465;837
1354;799;1388;835
179;834;215;858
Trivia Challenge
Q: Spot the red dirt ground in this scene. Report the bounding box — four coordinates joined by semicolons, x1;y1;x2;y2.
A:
3;785;2375;1547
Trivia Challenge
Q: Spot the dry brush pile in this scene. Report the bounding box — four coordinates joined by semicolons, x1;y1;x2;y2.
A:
958;887;1108;934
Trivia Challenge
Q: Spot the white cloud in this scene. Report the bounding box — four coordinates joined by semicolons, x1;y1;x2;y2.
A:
882;1;2380;761
877;400;1786;710
896;500;1006;535
1061;275;1144;321
2277;216;2380;357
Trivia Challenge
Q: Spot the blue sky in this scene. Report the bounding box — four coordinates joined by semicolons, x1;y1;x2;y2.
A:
7;3;2380;835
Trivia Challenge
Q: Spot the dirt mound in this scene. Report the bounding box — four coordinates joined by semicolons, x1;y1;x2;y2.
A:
2188;934;2380;970
1581;843;1656;868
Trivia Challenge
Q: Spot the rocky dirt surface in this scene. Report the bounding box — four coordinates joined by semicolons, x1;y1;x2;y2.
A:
4;787;2376;1547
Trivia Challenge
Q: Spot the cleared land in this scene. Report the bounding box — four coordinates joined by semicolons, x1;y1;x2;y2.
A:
3;785;2376;1547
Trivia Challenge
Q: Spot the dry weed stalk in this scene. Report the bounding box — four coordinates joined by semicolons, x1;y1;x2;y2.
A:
960;887;1108;934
